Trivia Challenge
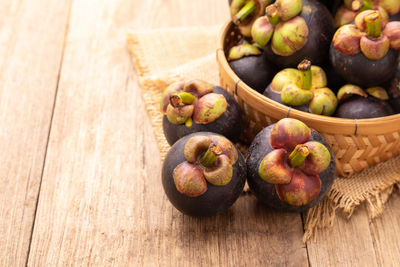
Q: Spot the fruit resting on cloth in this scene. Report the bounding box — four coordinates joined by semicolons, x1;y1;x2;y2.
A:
160;80;242;145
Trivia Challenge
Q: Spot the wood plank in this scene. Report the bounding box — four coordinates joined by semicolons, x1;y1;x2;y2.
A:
368;191;400;267
0;0;71;266
307;205;378;267
28;0;308;265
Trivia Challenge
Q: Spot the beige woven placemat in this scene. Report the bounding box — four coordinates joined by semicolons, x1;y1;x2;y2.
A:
127;26;400;240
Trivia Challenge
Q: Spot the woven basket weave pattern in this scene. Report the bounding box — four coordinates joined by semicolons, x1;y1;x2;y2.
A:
217;22;400;177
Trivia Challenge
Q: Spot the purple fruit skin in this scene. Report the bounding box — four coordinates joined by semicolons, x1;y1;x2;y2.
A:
246;125;336;212
336;95;394;119
162;132;246;217
330;43;399;87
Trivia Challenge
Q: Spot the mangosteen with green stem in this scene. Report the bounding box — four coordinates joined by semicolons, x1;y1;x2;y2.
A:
330;10;400;87
335;84;394;118
251;0;334;68
228;42;278;93
162;132;246;217
263;59;338;115
334;0;390;28
161;80;242;146
246;118;336;212
230;0;273;37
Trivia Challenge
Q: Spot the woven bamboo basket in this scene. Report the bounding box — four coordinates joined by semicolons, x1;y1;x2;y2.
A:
217;21;400;177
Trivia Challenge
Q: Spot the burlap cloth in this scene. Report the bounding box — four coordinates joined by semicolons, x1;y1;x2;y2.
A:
127;26;400;240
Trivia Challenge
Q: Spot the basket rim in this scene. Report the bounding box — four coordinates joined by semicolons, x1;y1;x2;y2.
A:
217;21;400;136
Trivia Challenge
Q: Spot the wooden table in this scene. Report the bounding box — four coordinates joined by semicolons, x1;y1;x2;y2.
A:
1;0;399;266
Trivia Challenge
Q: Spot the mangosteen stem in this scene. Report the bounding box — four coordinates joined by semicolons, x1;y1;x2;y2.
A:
364;11;381;38
298;60;312;90
289;144;310;168
361;0;373;11
266;4;280;26
351;0;363;11
169;92;196;108
200;144;222;168
233;1;256;24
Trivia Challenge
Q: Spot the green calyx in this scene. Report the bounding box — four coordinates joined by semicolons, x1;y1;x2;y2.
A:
366;86;389;100
281;84;314;106
228;43;262;61
280;60;314;106
271;16;309;56
309;88;338;116
251;16;274;47
193;93;228;124
272;62;337;115
337;84;368;102
267;0;302;23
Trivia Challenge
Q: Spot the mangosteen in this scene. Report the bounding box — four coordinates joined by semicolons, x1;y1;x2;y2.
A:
228;43;278;93
251;0;334;68
335;84;394;118
330;10;400;87
246;118;336;212
388;63;400;113
161;80;242;145
230;0;272;37
162;132;246;217
263;59;338;115
334;0;390;28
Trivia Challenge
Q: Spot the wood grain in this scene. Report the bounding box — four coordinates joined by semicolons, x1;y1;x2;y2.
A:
368;192;400;267
307;206;378;267
26;0;308;266
0;0;71;266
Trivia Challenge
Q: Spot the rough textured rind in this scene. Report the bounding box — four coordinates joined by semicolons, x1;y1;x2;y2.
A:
162;132;246;217
246;126;336;212
163;86;242;145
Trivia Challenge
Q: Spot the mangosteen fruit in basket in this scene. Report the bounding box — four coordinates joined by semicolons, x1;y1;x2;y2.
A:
263;59;338;115
251;0;334;68
334;0;390;28
228;42;278;93
230;0;272;37
335;84;394;118
162;132;246;217
330;10;400;87
160;80;242;146
388;63;400;113
246;118;336;212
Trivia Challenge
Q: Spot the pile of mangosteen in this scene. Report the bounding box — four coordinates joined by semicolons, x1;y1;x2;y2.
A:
229;0;400;118
160;79;335;216
158;0;400;217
